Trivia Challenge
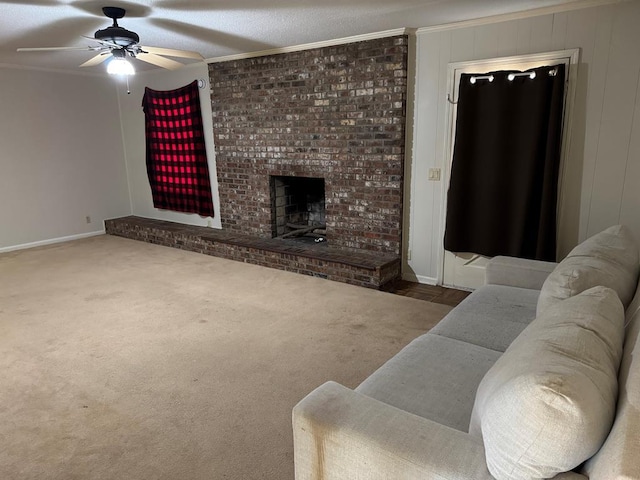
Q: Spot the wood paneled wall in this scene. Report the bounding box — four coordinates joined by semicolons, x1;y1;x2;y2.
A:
406;1;640;284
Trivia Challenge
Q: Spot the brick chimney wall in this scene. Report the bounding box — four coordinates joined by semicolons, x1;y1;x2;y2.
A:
208;35;407;255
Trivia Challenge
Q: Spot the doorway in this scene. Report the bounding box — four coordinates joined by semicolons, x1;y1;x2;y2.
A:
441;49;579;290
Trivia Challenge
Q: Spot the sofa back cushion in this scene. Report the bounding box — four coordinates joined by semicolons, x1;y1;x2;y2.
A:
469;286;624;480
537;225;639;315
581;280;640;479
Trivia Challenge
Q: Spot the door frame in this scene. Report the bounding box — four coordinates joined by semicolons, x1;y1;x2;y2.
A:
437;48;580;287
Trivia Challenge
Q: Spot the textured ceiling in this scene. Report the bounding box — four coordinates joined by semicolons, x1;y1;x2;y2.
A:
0;0;594;74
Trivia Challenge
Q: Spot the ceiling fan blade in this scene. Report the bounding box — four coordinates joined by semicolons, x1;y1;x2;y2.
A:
8;17;104;53
17;46;96;52
139;45;203;60
79;52;111;67
1;0;60;4
149;18;273;52
155;0;279;11
136;52;184;70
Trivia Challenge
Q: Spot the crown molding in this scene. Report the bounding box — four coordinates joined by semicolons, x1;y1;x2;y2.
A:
416;0;627;35
206;28;413;64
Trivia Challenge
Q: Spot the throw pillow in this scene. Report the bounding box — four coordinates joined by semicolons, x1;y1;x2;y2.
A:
537;225;639;315
469;286;624;480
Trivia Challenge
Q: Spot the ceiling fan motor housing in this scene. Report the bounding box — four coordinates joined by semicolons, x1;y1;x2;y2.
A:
95;6;139;47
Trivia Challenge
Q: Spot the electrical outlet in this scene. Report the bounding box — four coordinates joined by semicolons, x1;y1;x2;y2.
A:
207;219;212;228
85;216;91;224
428;168;441;181
407;249;412;260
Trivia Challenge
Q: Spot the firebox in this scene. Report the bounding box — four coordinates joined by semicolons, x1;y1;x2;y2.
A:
270;175;326;243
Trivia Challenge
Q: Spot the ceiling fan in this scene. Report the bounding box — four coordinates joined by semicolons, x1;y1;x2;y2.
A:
16;6;203;75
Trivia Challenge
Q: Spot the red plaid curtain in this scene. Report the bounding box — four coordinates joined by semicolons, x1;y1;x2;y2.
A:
142;80;215;217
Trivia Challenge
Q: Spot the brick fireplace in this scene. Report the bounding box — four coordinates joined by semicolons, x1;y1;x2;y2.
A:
106;36;408;290
209;35;408;257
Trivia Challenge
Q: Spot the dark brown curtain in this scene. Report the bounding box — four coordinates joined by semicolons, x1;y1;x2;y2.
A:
443;64;565;261
142;80;215;218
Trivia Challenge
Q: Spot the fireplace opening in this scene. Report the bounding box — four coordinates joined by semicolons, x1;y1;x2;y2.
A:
270;175;326;245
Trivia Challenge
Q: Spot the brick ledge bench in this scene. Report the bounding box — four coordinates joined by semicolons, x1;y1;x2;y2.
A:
105;216;400;289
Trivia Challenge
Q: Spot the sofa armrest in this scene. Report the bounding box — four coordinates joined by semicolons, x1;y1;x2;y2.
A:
293;381;493;480
293;381;588;480
485;256;557;290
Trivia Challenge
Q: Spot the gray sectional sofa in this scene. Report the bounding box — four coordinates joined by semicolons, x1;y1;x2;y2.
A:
293;225;640;479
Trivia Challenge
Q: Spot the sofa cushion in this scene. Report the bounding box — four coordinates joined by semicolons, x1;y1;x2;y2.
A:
469;286;624;480
430;285;538;352
581;280;640;479
356;334;501;432
537;225;639;315
485;256;557;290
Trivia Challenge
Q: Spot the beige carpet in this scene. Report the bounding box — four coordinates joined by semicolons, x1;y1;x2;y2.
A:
0;235;452;480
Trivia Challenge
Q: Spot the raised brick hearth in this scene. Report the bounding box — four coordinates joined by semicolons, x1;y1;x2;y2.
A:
105;217;400;289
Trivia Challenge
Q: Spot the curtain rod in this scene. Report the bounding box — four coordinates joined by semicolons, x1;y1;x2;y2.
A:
447;67;560;103
469;67;558;84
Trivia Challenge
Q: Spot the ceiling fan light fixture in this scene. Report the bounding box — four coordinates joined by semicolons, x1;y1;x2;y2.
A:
17;6;197;74
107;58;135;76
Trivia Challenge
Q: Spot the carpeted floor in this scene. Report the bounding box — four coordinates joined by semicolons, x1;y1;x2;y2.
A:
0;235;452;480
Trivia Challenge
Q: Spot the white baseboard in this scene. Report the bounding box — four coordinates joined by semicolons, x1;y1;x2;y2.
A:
415;275;438;285
402;272;438;285
0;230;105;254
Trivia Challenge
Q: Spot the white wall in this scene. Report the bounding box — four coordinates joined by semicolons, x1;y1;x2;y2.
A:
117;63;222;229
0;67;131;251
405;0;640;284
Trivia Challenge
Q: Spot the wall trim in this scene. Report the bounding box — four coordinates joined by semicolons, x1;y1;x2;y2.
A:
206;28;412;64
416;0;626;34
436;49;580;287
401;33;418;284
0;230;105;254
414;274;438;285
402;271;438;286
